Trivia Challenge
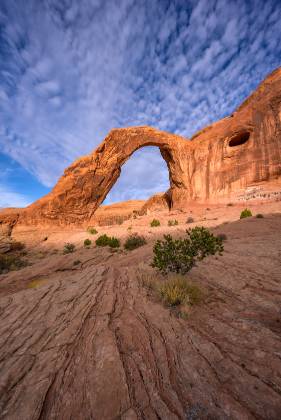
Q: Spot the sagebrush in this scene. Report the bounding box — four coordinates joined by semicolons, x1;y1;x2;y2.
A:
150;219;160;227
168;219;178;226
95;234;120;248
63;243;75;254
152;226;223;275
124;234;146;250
240;208;252;219
87;227;98;235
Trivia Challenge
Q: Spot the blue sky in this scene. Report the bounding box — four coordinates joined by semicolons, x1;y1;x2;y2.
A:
0;0;281;207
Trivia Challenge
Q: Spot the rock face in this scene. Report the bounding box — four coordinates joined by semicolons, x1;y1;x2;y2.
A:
1;215;281;419
2;68;281;228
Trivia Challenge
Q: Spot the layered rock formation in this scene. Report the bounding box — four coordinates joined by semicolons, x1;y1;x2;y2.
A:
1;67;281;229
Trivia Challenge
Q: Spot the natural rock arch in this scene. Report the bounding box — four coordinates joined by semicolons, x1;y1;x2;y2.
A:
23;126;191;225
1;67;281;229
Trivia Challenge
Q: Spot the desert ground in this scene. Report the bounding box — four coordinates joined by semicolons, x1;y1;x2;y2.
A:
0;200;281;419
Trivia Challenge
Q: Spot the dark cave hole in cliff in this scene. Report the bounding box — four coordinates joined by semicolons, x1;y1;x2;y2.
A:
228;131;250;147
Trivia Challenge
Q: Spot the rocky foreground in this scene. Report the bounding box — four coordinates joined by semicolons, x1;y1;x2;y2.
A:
0;207;281;419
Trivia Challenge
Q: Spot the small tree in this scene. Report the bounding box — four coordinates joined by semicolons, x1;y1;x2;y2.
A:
152;227;223;275
240;208;252;219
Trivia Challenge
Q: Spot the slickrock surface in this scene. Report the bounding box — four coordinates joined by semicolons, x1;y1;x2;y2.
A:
1;67;281;229
1;213;281;419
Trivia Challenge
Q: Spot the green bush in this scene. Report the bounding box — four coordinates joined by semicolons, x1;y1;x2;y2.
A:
0;254;28;274
152;226;224;275
63;243;75;254
168;219;178;226
87;227;98;235
124;234;146;250
256;213;264;218
95;234;120;248
159;275;202;306
150;219;160;227
240;208;252;219
84;238;91;247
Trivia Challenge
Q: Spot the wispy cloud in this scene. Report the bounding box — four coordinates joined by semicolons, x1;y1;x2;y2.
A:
0;184;31;208
0;0;281;204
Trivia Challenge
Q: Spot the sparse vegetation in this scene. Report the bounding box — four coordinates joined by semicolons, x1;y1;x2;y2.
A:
168;219;178;226
73;259;81;266
127;226;132;231
159;275;202;307
139;272;203;313
0;254;28;274
152;227;224;275
240;208;252;219
84;238;91;247
27;279;46;288
124;234;146;250
63;243;75;254
227;203;233;206
87;227;98;235
150;219;160;227
256;213;264;218
43;236;48;241
95;234;120;248
186;217;194;224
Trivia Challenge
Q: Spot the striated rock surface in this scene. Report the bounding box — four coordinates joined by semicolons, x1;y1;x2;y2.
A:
0;215;281;419
2;67;281;229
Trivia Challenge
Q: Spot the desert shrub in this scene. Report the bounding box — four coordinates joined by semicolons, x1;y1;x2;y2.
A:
227;203;233;206
152;226;224;275
216;233;227;241
10;241;25;251
87;227;98;235
159;276;202;306
186;217;194;224
124;234;146;250
150;219;160;227
256;213;264;218
73;259;81;266
168;219;178;226
84;238;91;247
43;236;48;241
95;234;120;248
63;243;75;254
127;226;132;231
0;254;28;274
240;208;252;219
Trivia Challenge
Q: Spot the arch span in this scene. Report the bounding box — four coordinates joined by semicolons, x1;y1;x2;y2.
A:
25;126;192;225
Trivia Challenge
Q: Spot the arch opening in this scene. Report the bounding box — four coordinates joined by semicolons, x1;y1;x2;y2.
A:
103;146;171;206
228;131;250;147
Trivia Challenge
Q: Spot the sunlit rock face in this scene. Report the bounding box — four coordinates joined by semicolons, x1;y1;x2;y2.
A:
1;67;281;229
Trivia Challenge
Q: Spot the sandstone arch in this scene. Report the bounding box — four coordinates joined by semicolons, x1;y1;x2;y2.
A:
1;67;281;229
23;126;192;226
